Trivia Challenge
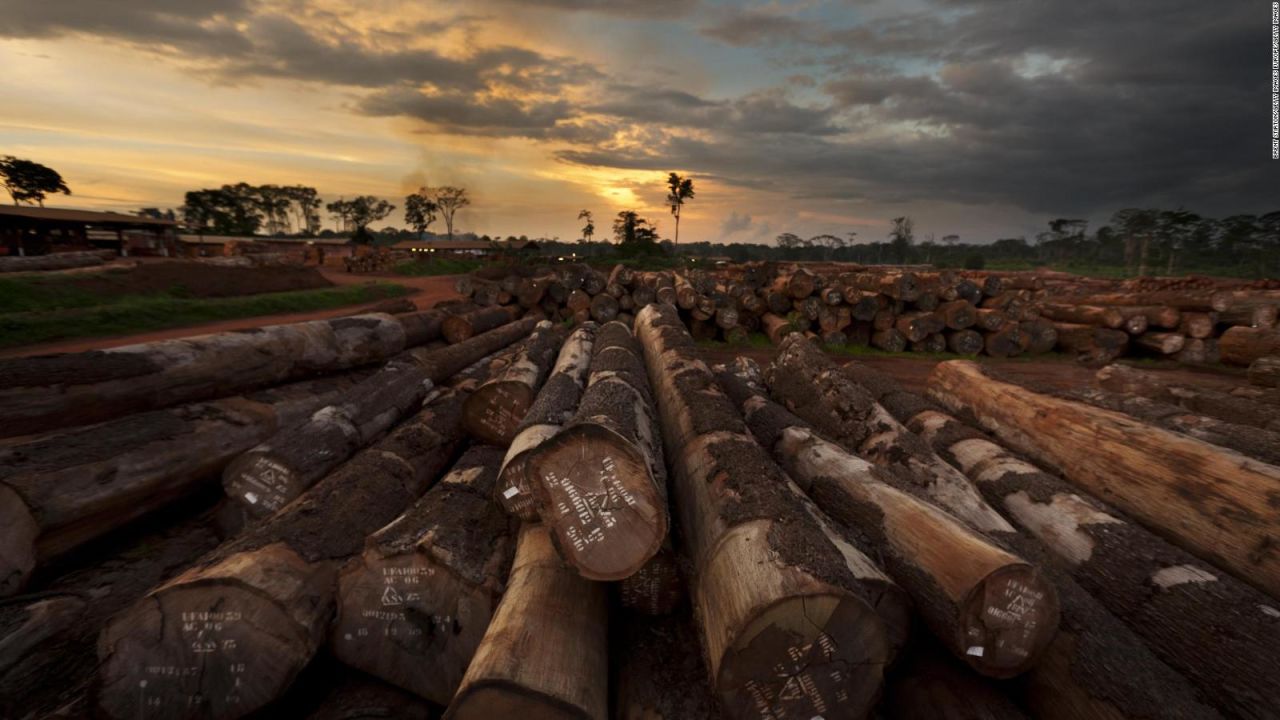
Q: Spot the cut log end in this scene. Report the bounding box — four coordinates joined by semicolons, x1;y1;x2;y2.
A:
463;381;537;446
220;453;304;519
958;564;1059;678
0;485;39;596
529;425;668;581
717;593;888;720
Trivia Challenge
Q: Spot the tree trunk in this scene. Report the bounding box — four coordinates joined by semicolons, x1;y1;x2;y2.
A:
528;322;668;581
94;365;498;720
1220;326;1280;366
496;324;597;521
0;313;408;438
1038;304;1124;328
766;336;1015;536
1248;356;1280;387
441;306;520;344
1096;363;1279;431
927;360;1280;601
444;524;607;720
222;362;433;518
635;304;902;719
842;362;1230;720
461;322;565;446
0;373;364;597
716;366;1057;678
906;404;1280;720
331;445;515;705
1133;331;1186;355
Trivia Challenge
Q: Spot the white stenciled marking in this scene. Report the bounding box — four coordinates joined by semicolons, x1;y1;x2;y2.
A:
244;492;258;505
503;486;520;499
966;646;985;657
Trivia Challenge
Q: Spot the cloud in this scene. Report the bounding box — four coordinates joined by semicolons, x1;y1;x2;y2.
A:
720;211;753;235
360;87;575;137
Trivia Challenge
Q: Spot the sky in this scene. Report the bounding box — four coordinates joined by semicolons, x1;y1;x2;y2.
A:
0;0;1275;245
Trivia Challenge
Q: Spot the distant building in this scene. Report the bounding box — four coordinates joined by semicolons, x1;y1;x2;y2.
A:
176;234;355;261
0;206;177;257
391;239;541;257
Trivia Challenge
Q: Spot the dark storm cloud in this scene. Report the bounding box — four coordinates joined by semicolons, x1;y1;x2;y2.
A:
0;0;253;54
699;9;813;46
479;0;697;17
361;86;575;137
590;85;839;135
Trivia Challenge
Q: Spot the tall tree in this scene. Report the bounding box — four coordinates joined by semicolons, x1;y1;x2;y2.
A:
613;210;659;251
578;209;595;243
404;189;439;239
1156;208;1200;275
1110;208;1160;276
666;172;695;245
888;216;914;263
328;196;395;243
0;156;71;206
287;186;322;236
775;232;803;249
431;186;470;242
182;186;263;236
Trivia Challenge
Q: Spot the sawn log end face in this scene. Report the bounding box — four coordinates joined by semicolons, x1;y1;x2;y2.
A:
0;484;39;596
958;563;1060;679
220;453;300;520
463;381;536;447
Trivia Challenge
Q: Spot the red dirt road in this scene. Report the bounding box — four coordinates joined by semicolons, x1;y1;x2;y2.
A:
0;270;463;359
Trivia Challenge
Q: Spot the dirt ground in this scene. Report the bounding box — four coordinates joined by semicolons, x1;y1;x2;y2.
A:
17;260;334;298
0;269;461;358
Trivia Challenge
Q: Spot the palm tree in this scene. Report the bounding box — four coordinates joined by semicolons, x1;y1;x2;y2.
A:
578;209;594;243
666;172;695;245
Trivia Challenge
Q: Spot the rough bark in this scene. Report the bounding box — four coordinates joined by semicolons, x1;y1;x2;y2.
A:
528;321;669;581
461;321;564;445
331;445;515;705
1249;356;1280;387
716;365;1057;678
884;643;1029;720
0;313;407;438
1052;323;1128;364
947;329;985;356
94;360;500;720
0;373;363;597
222;362;434;518
634;304;904;720
401;317;539;382
612;612;719;720
1220;326;1280;366
1096;363;1280;431
443;524;607;720
495;324;597;521
927;360;1280;601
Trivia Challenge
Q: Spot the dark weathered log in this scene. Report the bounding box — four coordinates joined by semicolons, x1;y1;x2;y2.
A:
1052;322;1128;363
613;612;719;720
1115;304;1181;330
884;643;1029;720
1177;311;1216;339
589;292;619;323
849;291;885;321
331;445;514;705
495;324;596;521
222;362;434;518
973;307;1007;332
936;299;976;330
947;329;984;356
607;263;634;288
515;277;549;308
1067;291;1215;311
772;268;816;299
1249;356;1280;387
1017;319;1058;354
1220;325;1280;366
397;308;451;346
872;328;908;353
94;362;499;720
928;360;1280;601
911;333;947;353
401;317;539;381
1096;363;1280;431
1215;300;1279;328
635;304;905;719
0;505;224;719
444;524;607;720
983;324;1024;358
856;271;920;301
304;673;434;720
441;306;520;344
0;313;408;438
1039;303;1124;328
528;322;668;580
461;321;564;446
0;373;364;597
845;363;1228;720
717;365;1056;678
895;311;945;343
900;397;1280;720
1069;387;1280;466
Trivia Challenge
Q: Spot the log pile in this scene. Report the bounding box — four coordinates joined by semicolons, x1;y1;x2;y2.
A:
3;281;1278;720
451;261;1279;365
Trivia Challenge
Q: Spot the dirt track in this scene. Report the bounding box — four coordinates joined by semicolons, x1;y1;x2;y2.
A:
0;270;461;359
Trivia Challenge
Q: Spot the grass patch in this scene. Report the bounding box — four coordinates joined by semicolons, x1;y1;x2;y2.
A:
0;270;141;313
0;282;410;349
393;258;484;276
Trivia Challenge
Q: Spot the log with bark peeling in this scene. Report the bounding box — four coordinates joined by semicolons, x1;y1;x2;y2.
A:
0;373;364;597
634;303;905;719
462;321;564;445
494;324;597;521
93;356;505;720
715;362;1057;678
221;361;434;518
528;321;669;581
444;523;607;720
331;445;515;705
927;360;1280;601
0;313;408;438
843;361;1229;720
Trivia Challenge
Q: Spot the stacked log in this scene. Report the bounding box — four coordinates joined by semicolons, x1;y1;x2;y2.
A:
634;303;908;719
1220;326;1280;366
849;361;1278;719
1249;356;1280;386
94;352;509;719
1095;364;1280;431
461;321;565;445
444;523;607;719
613;613;719;719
